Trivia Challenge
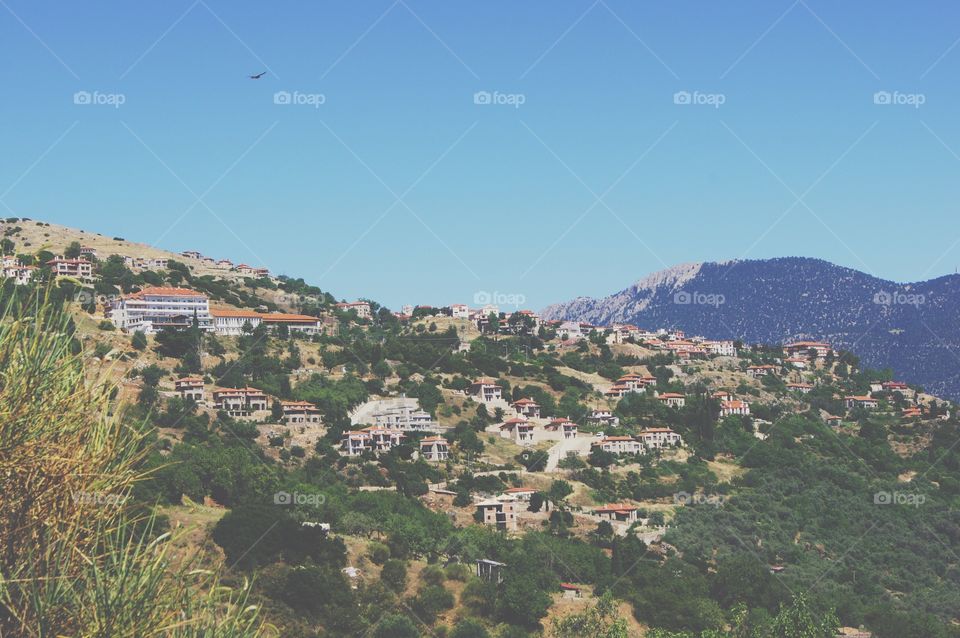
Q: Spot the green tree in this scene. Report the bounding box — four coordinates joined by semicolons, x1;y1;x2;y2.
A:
381;559;408;593
374;614;419;638
551;592;629;638
131;330;147;351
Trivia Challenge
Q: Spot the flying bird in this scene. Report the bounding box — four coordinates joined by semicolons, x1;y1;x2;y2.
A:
249;71;266;79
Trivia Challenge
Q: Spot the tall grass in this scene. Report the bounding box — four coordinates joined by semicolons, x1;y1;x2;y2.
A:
0;295;267;637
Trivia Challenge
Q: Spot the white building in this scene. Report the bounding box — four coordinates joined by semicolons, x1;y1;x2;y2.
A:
335;301;371;319
419;436;449;462
637;428;683;449
720;400;750;417
211;308;263;335
1;257;35;285
350;397;438;432
593;436;645;455
450;303;470;319
47;257;93;283
110;286;213;333
341;427;405;456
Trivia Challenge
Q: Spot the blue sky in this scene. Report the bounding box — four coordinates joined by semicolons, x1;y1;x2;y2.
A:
2;1;959;309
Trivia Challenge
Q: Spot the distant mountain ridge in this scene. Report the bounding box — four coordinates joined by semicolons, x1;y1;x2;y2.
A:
542;257;960;399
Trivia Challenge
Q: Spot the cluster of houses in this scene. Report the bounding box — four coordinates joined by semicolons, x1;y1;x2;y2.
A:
593;428;683;455
179;250;271;279
172;377;323;424
340;397;448;459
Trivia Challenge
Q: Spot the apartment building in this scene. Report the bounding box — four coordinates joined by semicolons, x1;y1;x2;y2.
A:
110;286;213;333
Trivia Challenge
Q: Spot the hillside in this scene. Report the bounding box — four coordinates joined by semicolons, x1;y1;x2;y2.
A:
542;258;960;400
3;220;960;638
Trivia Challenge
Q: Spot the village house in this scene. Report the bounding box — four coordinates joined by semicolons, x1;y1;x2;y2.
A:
594;436;645;455
470;377;503;403
785;357;808;369
787;383;814;394
110;286;213;333
341;427;405;456
704;340;737;357
234;264;256;275
546;417;578;439
512;398;541;419
79;246;97;259
845;395;879;410
604;383;632;399
216;259;233;269
712;390;734;402
1;257;35;285
418;436;449;462
720;400;750;417
174;377;204;402
587;409;619;428
657;392;686;408
46;257;93;282
593;503;640;524
901;407;922;419
880;381;913;397
475;496;519;532
212;387;269;417
449;303;470;319
180;251;203;260
358;400;438;432
784;341;832;359
500;417;536;444
281;400;323;425
335;301;372;319
638;428;683;449
747;365;778;378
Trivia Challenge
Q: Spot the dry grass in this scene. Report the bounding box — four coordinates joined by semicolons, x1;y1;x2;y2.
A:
0;295;269;637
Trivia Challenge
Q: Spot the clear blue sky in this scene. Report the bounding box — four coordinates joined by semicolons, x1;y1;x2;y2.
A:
2;1;959;309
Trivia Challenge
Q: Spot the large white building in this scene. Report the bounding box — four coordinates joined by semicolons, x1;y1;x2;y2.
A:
109;286;213;333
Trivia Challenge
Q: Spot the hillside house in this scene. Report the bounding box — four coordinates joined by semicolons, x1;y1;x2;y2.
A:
419;436;449;462
341;427;405;456
449;303;470;319
594;503;639;524
213;387;269;417
110;287;213;333
260;313;324;335
704;340;737;357
351;397;438;432
500;418;536;444
1;257;35;285
281;400;322;425
594;436;645;455
476;497;519;531
845;395;879;410
747;365;778;378
46;257;93;282
784;341;832;359
470;377;503;403
335;301;371;319
546;418;578;439
79;246;97;259
720;400;750;417
587;409;619;427
881;381;913;397
712;390;734;402
174;377;204;402
787;383;813;394
638;428;683;449
657;393;686;408
512;398;541;418
181;251;202;260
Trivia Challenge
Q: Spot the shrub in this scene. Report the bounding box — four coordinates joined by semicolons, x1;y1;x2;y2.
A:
369;542;391;564
381;559;408;592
